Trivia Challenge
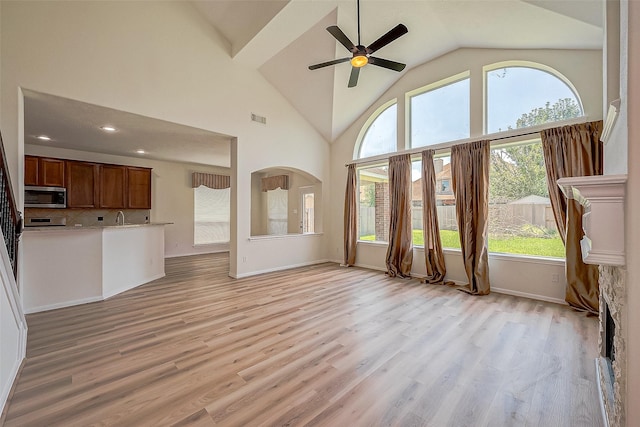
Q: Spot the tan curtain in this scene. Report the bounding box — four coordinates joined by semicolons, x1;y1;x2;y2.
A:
385;154;413;277
261;175;289;192
421;150;449;284
451;140;491;295
191;172;230;189
344;164;357;266
541;121;603;314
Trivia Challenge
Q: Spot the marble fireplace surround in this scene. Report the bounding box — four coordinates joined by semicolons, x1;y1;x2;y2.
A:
557;174;627;427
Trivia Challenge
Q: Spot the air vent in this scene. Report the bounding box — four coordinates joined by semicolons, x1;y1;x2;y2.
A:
251;113;267;125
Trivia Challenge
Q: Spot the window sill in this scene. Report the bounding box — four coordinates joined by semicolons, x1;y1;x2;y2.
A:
194;242;230;248
359;242;564;265
249;232;324;241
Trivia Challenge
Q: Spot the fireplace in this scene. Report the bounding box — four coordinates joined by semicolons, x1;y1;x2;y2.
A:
597;265;626;427
605;303;615;366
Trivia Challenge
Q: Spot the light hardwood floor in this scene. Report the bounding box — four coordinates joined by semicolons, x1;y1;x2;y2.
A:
3;253;603;426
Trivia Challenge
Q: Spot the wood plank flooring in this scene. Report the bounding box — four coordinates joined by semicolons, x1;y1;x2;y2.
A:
3;253;603;426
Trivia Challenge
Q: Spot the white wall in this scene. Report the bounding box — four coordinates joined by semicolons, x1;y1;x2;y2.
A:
25;145;230;258
1;1;331;278
330;48;602;302
623;1;640;425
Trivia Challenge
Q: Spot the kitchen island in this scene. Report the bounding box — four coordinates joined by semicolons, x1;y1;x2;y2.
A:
22;223;170;313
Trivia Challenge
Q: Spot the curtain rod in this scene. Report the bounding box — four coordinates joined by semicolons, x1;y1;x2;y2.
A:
345;116;589;167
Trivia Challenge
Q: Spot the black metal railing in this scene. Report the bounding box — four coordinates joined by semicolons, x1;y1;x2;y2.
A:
0;132;22;279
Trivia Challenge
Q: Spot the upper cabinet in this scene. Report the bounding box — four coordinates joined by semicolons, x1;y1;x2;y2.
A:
99;165;127;209
26;155;152;209
25;156;65;187
126;167;151;209
66;161;100;208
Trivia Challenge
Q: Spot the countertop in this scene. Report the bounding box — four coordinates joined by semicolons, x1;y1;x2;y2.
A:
23;222;173;232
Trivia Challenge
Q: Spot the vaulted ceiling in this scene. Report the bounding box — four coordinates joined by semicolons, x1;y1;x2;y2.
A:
192;0;603;142
24;1;604;167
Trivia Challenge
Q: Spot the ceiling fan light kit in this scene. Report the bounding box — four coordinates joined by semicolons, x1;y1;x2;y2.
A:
309;0;408;87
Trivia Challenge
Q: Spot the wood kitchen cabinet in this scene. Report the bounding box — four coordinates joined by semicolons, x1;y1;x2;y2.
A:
99;165;127;208
24;156;65;187
66;161;99;208
126;167;151;209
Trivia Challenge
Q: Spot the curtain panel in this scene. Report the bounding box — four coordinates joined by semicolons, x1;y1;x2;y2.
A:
191;172;230;189
451;140;491;295
343;164;358;266
385;154;413;277
421;150;449;284
541;120;603;314
261;175;289;192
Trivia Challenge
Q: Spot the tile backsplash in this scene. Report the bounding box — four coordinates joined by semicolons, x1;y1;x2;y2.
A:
25;209;150;227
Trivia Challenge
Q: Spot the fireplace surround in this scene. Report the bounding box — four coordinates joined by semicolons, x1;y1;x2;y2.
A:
557;174;627;427
597;265;626;427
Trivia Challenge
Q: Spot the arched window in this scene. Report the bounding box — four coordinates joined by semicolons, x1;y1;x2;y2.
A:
356;102;397;159
485;63;583;134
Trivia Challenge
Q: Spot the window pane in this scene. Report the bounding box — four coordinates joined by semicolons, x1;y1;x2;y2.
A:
302;192;315;234
411;159;423;246
410;78;470;148
434;156;460;249
359;104;397;158
358;165;389;242
488;140;563;257
194;186;230;244
486;66;582;133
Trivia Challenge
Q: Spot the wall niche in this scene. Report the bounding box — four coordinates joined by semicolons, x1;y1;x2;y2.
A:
250;167;322;237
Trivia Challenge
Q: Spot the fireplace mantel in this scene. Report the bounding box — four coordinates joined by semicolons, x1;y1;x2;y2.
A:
557;174;627;266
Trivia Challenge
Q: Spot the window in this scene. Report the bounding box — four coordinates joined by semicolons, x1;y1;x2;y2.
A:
488;139;563;257
486;65;582;133
267;189;288;235
358;165;389;242
301;190;315;234
410;77;470;148
194;186;230;245
358;103;397;158
410;155;459;248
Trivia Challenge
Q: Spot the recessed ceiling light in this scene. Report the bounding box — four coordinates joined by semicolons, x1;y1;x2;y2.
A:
100;125;117;132
136;149;145;154
36;135;52;141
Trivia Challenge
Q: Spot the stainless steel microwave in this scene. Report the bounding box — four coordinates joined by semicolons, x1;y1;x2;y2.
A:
24;186;67;208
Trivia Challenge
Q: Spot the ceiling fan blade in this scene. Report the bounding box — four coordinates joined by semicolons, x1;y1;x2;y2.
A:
348;67;360;88
366;24;408;54
327;26;357;53
368;56;406;72
309;57;351;70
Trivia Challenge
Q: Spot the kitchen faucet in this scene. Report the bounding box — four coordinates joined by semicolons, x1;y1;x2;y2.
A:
116;211;125;226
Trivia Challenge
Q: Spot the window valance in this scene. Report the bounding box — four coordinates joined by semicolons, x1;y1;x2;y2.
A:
261;175;289;192
192;172;230;189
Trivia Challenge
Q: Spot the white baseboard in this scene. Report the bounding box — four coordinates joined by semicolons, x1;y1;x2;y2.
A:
491;287;566;305
230;259;332;279
165;249;229;259
25;295;103;314
0;354;23;419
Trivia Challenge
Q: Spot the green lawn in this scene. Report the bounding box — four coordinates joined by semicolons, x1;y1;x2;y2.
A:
359;229;564;258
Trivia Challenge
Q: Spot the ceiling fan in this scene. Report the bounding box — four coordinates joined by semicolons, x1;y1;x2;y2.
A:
308;0;408;88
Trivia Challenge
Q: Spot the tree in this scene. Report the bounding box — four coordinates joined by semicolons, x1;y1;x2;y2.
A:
515;98;581;128
490;97;581;202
